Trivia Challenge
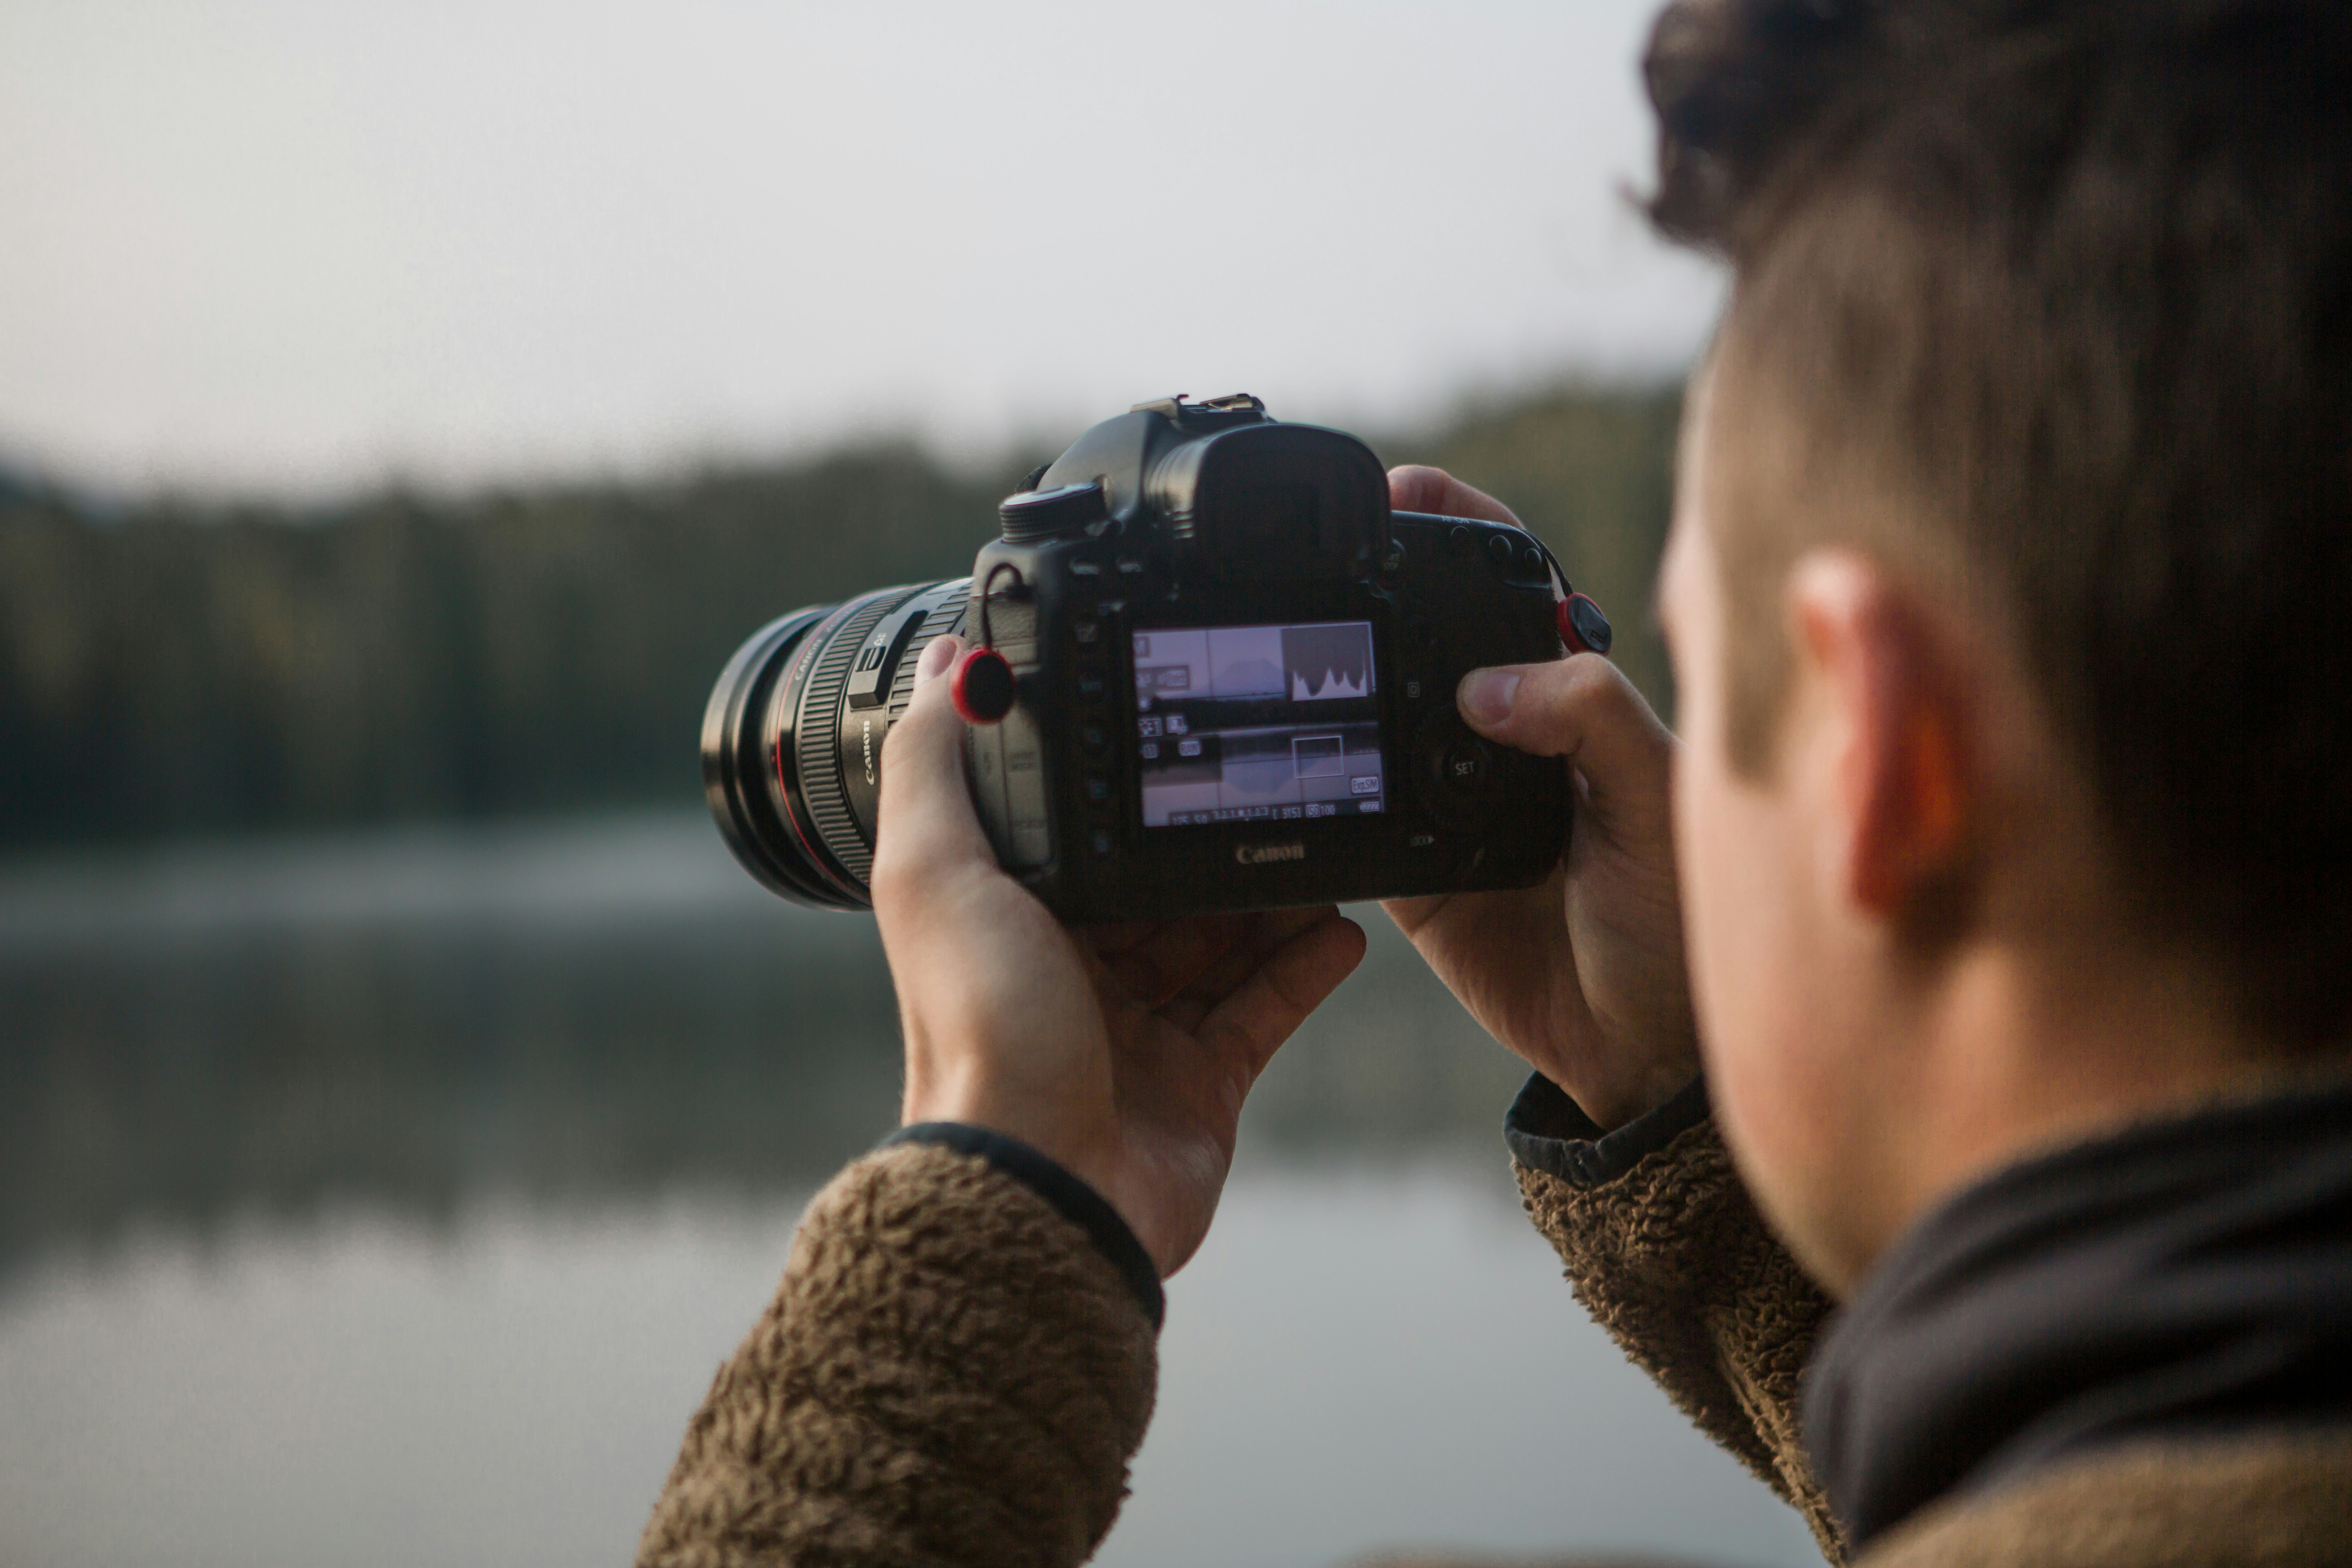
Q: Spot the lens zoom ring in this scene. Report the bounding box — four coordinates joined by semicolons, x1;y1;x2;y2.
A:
885;601;971;722
796;590;915;886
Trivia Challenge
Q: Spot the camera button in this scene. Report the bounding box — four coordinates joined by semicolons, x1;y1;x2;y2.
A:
1486;532;1515;570
1412;711;1494;826
1442;739;1491;793
1449;525;1476;558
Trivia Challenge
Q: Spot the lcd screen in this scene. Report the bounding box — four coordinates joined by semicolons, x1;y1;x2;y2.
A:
1131;620;1385;827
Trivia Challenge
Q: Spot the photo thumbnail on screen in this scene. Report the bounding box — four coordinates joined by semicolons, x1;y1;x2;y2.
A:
1131;620;1385;828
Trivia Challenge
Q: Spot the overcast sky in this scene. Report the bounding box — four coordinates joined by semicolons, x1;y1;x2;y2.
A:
0;0;1723;500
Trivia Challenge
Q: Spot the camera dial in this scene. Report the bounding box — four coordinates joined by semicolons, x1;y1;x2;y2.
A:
998;481;1108;543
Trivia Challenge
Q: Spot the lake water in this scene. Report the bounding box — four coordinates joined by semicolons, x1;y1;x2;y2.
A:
0;812;1818;1568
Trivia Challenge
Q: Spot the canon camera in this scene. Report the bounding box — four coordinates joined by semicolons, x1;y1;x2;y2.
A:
702;394;1610;923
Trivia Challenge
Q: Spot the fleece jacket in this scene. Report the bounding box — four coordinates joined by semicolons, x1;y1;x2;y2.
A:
638;1095;2352;1566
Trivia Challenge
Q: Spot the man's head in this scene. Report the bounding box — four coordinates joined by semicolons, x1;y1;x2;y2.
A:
1647;0;2352;1288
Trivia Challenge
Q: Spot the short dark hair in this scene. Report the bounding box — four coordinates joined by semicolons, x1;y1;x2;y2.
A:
1643;0;2352;1046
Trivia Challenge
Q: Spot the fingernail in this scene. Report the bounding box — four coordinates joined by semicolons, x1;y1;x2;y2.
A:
1458;668;1520;728
916;633;960;682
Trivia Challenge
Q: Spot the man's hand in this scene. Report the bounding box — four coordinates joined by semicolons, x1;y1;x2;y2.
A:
1383;466;1698;1130
871;633;1367;1278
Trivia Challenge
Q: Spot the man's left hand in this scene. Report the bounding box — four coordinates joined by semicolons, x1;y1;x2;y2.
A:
872;633;1368;1278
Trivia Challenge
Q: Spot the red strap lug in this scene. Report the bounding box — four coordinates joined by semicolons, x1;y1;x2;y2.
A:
950;647;1017;724
1558;592;1614;657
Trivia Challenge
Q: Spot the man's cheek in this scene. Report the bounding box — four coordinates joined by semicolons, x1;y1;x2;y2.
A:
1680;767;1777;1060
1682;785;1817;1196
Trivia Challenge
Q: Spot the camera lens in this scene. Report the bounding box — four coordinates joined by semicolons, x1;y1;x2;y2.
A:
701;579;969;909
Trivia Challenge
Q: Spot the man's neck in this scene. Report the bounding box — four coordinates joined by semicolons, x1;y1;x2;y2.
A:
1856;939;2287;1287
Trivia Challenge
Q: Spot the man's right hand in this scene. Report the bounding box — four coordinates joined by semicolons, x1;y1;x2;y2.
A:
1383;466;1699;1131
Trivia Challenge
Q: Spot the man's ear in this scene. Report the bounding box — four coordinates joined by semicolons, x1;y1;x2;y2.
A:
1786;550;1974;922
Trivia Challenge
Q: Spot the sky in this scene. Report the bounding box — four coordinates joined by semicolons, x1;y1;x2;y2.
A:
0;0;1724;500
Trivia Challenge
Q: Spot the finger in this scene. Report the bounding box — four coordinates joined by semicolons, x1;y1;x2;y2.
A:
1379;891;1452;940
1084;920;1165;954
872;633;995;901
1387;465;1523;527
1455;654;1675;817
1085;913;1244;959
1096;915;1248;1007
1161;906;1341;1036
1194;913;1368;1087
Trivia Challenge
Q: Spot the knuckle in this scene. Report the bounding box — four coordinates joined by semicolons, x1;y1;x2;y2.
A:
1551;652;1623;712
868;842;933;913
1582;657;1651;724
1515;659;1584;717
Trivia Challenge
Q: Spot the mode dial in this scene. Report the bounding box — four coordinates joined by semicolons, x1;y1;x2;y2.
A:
998;480;1108;543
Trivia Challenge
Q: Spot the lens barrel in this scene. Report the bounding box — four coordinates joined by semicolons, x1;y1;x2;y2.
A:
701;579;968;910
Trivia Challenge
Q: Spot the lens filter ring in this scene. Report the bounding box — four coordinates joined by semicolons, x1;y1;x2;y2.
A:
701;604;842;906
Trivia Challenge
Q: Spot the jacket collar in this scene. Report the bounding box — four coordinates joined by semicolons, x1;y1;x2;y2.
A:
1803;1074;2352;1548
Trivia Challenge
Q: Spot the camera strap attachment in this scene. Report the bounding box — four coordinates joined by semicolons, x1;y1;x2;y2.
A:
1516;528;1613;657
1559;592;1613;657
950;563;1024;725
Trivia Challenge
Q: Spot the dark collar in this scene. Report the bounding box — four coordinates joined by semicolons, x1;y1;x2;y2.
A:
1802;1074;2352;1548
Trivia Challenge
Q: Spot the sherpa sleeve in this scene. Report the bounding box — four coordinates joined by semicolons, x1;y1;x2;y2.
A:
635;1130;1160;1568
1507;1074;1849;1565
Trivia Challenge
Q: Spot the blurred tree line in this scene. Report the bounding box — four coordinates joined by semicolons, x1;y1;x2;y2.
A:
0;387;1680;851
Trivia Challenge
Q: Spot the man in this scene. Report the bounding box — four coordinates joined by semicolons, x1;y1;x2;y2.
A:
638;0;2352;1562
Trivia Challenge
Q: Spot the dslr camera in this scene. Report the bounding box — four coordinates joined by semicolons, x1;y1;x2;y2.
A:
703;394;1609;922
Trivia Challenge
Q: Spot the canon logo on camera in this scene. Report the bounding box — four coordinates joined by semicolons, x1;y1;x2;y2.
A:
1235;842;1307;866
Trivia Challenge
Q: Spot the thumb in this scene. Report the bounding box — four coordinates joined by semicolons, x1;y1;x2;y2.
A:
1456;655;1674;814
873;633;995;888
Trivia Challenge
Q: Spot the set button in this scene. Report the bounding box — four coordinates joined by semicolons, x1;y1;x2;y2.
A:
1412;711;1499;826
1442;739;1490;792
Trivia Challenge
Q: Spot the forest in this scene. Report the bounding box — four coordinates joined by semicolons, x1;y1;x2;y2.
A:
0;386;1682;851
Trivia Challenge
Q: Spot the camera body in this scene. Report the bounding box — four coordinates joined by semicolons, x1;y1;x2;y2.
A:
931;394;1567;921
704;394;1573;922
